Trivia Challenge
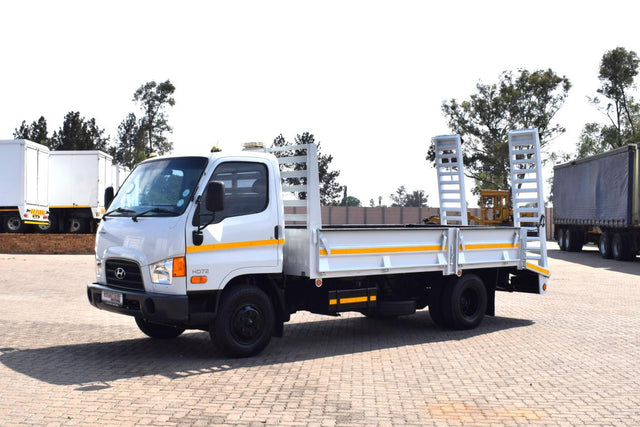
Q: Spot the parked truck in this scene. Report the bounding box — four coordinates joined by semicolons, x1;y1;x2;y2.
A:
0;139;50;232
38;150;118;233
87;129;549;357
554;144;639;260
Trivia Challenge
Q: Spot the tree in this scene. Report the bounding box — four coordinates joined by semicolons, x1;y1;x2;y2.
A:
596;47;639;144
576;47;639;157
13;116;50;146
115;113;147;169
431;68;571;193
271;132;343;205
390;186;427;207
133;80;175;156
49;111;110;151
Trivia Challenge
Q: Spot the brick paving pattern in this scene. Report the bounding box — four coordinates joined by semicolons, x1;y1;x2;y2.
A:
0;244;638;426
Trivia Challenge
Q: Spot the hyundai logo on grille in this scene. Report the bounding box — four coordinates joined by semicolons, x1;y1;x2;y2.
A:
114;267;126;280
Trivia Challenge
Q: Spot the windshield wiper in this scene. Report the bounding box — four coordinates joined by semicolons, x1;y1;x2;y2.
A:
103;207;136;219
131;207;174;222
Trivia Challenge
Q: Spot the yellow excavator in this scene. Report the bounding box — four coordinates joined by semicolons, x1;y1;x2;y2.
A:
425;189;513;226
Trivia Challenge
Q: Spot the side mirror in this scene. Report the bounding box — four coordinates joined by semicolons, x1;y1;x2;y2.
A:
104;186;115;209
205;181;225;212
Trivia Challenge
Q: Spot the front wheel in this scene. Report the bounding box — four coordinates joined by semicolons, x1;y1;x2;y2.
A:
135;317;185;339
211;285;274;358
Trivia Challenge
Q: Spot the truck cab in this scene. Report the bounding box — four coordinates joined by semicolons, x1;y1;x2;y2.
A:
88;150;286;354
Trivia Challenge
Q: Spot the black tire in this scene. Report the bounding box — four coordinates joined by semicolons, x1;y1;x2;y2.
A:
612;233;633;261
428;283;448;328
211;285;274;358
3;215;26;233
557;229;566;251
135;317;185;339
68;217;88;234
36;213;58;233
440;274;487;330
599;232;613;259
566;229;583;252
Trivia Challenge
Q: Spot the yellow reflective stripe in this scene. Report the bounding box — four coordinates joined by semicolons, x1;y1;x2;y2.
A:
186;238;285;253
319;245;444;256
460;242;519;250
329;295;377;305
0;208;19;212
24;221;49;225
526;262;550;277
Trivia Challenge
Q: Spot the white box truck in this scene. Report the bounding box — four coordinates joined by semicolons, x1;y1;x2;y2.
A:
37;150;116;233
0;139;50;232
87;129;549;357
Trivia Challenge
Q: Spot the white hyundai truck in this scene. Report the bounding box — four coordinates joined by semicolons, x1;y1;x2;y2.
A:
87;129;549;357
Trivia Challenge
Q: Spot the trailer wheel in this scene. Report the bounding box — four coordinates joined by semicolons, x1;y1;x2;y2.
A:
557;229;566;251
441;274;487;330
68;217;88;234
565;229;583;252
135;317;185;339
599;233;613;259
36;213;58;233
211;285;274;358
612;233;634;261
2;215;26;233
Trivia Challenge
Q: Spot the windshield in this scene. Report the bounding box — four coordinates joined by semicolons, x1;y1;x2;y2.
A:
107;157;208;218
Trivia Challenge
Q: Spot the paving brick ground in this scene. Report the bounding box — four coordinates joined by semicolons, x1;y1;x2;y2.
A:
0;243;638;426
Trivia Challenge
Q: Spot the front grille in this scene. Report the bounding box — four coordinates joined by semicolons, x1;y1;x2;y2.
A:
105;259;144;291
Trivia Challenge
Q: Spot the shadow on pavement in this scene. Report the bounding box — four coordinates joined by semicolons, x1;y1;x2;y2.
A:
0;311;532;387
547;245;640;275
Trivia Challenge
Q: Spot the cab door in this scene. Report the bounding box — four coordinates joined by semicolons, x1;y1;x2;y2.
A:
186;159;282;290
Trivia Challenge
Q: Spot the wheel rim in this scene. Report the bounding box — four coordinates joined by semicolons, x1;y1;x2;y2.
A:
6;217;22;231
232;304;264;343
459;288;480;319
69;218;82;233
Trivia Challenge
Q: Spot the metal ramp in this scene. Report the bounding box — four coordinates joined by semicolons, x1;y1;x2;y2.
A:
264;143;322;229
433;135;468;226
508;129;549;293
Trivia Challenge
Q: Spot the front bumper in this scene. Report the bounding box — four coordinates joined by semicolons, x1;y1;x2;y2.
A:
87;283;189;325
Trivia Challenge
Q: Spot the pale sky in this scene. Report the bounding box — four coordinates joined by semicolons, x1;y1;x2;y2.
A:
2;0;639;207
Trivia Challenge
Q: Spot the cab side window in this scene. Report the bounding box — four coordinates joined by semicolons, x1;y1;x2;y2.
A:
197;162;268;225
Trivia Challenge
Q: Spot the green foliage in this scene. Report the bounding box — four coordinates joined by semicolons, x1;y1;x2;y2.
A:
115;113;147;169
577;47;639;156
271;132;343;205
49;111;110;151
341;196;361;207
133;80;175;156
390;186;427;207
13;116;49;146
432;68;570;193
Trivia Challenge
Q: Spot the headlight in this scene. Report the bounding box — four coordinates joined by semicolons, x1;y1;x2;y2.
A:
149;257;186;285
150;258;173;285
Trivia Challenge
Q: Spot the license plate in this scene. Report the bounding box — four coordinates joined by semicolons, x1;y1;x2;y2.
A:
101;290;123;307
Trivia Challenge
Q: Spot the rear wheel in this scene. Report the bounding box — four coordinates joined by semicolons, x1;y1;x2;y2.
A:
557;229;566;251
68;217;88;233
135;317;185;339
36;213;58;233
441;274;487;330
565;229;583;252
612;233;633;261
2;215;26;233
211;285;274;358
599;232;613;259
